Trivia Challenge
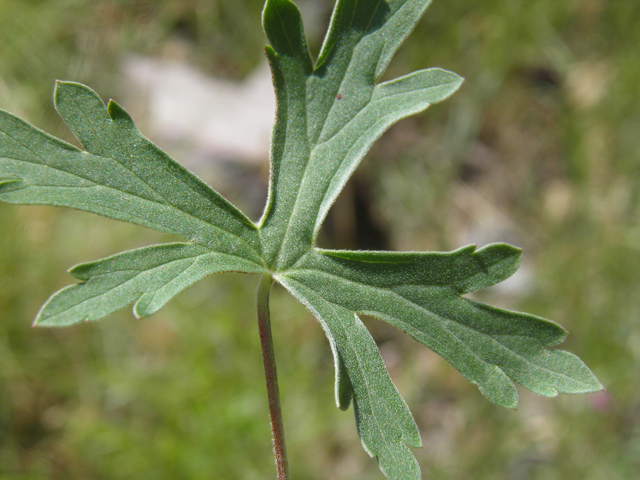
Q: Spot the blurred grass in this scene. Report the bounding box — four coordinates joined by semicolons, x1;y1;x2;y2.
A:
1;0;639;478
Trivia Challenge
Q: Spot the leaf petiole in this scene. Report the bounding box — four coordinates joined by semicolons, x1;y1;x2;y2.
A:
256;274;289;479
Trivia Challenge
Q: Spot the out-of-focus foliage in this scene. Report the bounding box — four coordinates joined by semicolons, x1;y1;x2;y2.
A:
1;0;638;479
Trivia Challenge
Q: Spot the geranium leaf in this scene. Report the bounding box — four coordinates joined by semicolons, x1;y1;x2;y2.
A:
0;0;602;478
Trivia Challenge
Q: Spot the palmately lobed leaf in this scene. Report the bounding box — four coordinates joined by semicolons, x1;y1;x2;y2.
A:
0;0;602;479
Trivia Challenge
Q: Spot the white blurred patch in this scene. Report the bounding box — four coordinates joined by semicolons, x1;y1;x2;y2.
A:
122;55;275;166
453;182;535;297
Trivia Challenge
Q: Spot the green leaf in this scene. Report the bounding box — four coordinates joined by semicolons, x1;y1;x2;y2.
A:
0;81;263;264
283;244;602;408
35;243;266;327
0;0;602;478
281;275;422;479
259;0;462;268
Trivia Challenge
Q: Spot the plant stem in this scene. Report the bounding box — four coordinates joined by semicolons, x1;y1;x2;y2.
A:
256;274;289;479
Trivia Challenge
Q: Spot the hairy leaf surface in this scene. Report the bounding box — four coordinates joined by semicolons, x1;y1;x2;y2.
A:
36;243;266;326
0;0;602;478
0;82;262;264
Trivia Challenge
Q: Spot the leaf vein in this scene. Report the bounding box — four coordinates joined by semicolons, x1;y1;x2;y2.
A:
1;154;262;260
284;269;565;379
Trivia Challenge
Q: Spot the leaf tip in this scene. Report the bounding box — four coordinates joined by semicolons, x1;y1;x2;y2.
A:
438;69;465;96
32;311;70;328
571;366;605;394
33;304;54;328
53;81;104;114
106;99;134;124
53;79;72;97
133;297;155;320
32;314;56;328
262;0;312;70
68;262;92;281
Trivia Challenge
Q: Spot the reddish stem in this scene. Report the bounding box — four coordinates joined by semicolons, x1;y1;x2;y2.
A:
256;274;289;479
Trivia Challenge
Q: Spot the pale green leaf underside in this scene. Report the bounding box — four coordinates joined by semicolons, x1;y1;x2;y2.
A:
280;276;422;480
0;0;602;479
259;0;462;269
35;243;266;326
0;82;262;265
285;244;602;409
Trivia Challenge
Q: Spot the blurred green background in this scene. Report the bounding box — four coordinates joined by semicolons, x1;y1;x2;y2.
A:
1;0;638;478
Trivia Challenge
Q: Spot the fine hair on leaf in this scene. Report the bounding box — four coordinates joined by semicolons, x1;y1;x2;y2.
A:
0;1;603;478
